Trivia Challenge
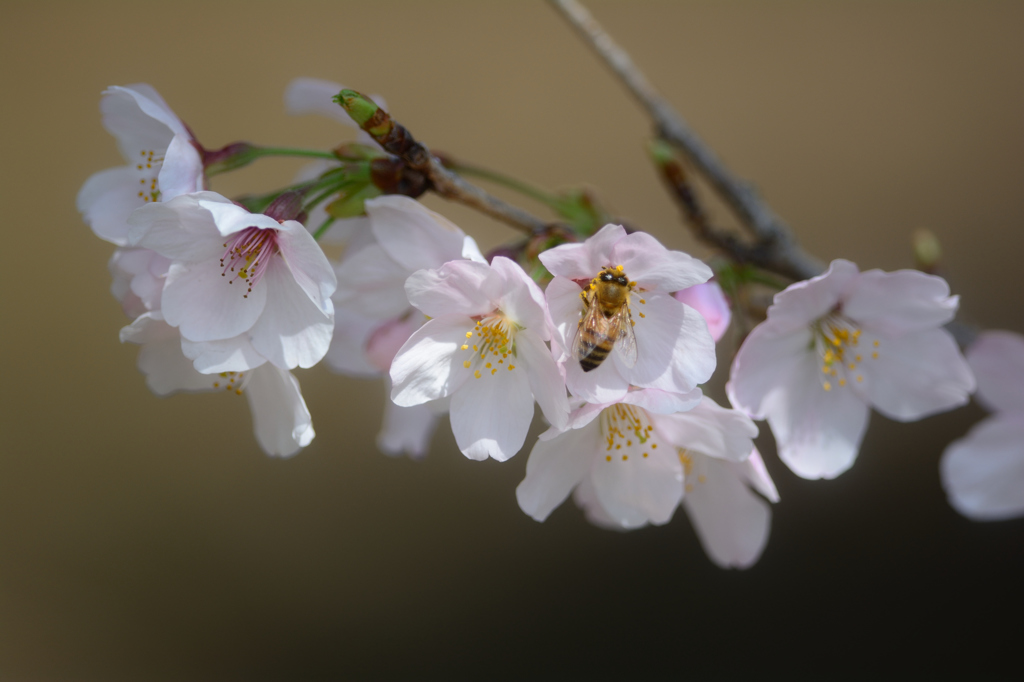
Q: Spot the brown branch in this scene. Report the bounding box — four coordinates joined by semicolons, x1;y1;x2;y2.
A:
548;0;823;281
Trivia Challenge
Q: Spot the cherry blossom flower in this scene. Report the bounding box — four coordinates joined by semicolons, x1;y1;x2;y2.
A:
540;224;716;404
119;312;314;457
674;280;731;342
127;191;337;372
390;256;570;461
325;195;484;458
727;259;975;480
941;331;1024;520
516;391;776;568
78;85;203;245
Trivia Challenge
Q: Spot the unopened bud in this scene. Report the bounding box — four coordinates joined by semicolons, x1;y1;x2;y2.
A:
264;191;305;222
203;142;258;176
334;89;391;137
913;229;942;272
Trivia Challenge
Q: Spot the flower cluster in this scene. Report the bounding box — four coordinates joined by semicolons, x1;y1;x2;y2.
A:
80;79;989;571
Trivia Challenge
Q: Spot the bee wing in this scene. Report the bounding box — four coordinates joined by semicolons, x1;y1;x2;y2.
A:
572;300;611;361
613;305;638;368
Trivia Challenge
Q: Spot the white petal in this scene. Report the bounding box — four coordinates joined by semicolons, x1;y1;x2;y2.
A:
378;394;440;459
123;315;217;395
492;257;549;336
538;224;626;279
244;365;315;457
101;84;187;161
654;397;758;462
726;321;812;420
181;335;267;374
334;243;415;320
941;414;1024;521
284;78;357;127
449;359;535;461
517;424;599;521
766;259;859;334
518;329;570;430
858;328;974;421
612;231;713;292
157;135;204;200
404;259;495;318
590;432;684;528
621;387;704;415
683;454;772;569
200;196;281;236
967;331;1024;414
162;258;268;342
545;276;587;356
367;195;471;271
249;259;334;369
739;447;780;503
276;219;337;314
673;282;732;343
77;166;139;245
842;269;957;337
323;307;385;378
764;352;871;480
572;476;628;530
390;315;473;405
631;297;716;394
127;192;225;262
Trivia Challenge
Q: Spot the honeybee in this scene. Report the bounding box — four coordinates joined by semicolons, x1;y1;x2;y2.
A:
572;266;638;372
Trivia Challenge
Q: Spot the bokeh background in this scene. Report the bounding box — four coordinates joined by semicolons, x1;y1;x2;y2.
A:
2;1;1022;679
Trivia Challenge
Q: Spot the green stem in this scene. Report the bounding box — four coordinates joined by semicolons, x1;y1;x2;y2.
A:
312;216;337;241
446;162;565;210
251;146;339;160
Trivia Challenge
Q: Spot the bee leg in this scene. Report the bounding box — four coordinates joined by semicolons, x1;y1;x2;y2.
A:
579;290;590;309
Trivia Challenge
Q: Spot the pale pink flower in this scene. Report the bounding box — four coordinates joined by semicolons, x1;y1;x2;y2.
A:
517;391;776;569
941;331;1024;520
728;259;975;480
391;257;570;461
674;280;731;342
127;191;336;372
78;85;203;245
541;224;716;404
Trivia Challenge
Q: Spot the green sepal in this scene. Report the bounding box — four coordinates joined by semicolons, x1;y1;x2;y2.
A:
325;183;382;218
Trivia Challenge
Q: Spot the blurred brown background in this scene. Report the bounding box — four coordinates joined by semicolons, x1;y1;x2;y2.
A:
1;1;1022;679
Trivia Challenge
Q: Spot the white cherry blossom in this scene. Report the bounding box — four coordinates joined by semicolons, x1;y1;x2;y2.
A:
941;331;1024;520
728;259;975;480
78;85;203;245
390;256;570;461
127;191;337;372
517;391;775;568
540;224;716;403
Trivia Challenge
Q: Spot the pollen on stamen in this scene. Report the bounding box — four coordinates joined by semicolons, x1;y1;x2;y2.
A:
474;370;481;379
491;368;497;375
872;352;879;359
639;299;646;304
824;381;832;391
622;455;628;461
638;312;646;318
508;364;515;370
606;455;612;462
461;345;468;350
463;360;471;368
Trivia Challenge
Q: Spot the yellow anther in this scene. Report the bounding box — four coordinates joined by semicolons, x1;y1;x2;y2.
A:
639;299;646;304
822;365;831;374
213;383;219;388
606;455;612;462
872;352;879;359
857;375;864;382
461;344;468;350
698;475;707;484
463;360;471;368
616;265;624;272
651;443;657;449
474;370;481;379
839;378;847;386
485;362;492;368
638;312;646;318
874;340;880;347
626;440;632;446
642;453;648;458
823;381;832;391
466;331;472;338
615;444;621;449
855;355;862;362
848;363;856;370
472;345;478;351
622;455;628;461
508;364;515;370
628;281;637;287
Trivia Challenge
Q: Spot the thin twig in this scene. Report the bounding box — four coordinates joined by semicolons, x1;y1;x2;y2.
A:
548;0;823;281
425;159;550;235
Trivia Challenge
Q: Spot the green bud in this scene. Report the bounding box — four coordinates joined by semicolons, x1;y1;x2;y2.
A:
914;229;942;270
648;138;677;166
334;89;390;136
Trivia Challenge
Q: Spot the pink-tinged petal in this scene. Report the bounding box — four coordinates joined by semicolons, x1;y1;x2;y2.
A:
244;365;314;458
558;400;608;434
858;328;974;421
654;397;758;463
378;385;440;460
545;276;587;356
180;335;267;374
77;166;139;245
968;331;1024;414
367;195;471;271
365;315;421;373
157;135;204;200
334;243;414;320
275;219;337;314
739;448;780;503
538;224;627;279
763;352;871;479
127;192;225;262
139;336;220;396
492;257;549;336
449;360;535;461
633;298;716;394
767;259;860;334
727;322;813;420
248;259;334;369
102;85;187;161
284;78;359;128
163;258;267;342
119;311;166;344
941;414;1024;521
199;196;281;236
518;329;570;430
674;282;731;342
619;291;683;384
405;260;495;318
842;269;957;337
461;236;486;263
517;424;600;521
612;231;712;292
110;248;168;311
572;477;628;531
682;454;771;569
391;315;473;405
563;355;631;405
621;387;703;415
590;436;684;528
324;307;385;378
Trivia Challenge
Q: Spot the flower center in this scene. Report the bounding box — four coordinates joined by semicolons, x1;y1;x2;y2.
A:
220;227;280;298
460;313;519;378
812;313;880;391
135;149;163;204
599;403;661;462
